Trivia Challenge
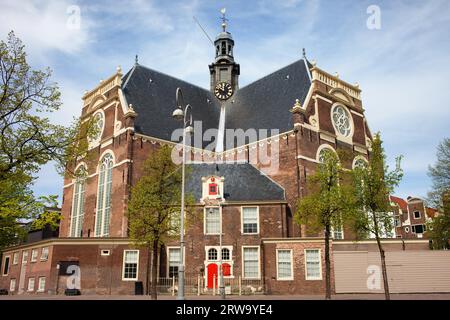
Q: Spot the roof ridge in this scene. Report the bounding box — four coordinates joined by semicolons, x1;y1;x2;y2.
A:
238;58;309;91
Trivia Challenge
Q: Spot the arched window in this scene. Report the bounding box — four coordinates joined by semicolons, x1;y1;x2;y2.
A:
221;41;226;55
317;145;337;163
208;248;218;261
95;153;114;237
70;165;87;237
90;111;104;143
221;248;230;261
353;156;368;169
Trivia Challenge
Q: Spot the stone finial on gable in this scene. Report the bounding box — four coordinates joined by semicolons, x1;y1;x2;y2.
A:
290;99;306;128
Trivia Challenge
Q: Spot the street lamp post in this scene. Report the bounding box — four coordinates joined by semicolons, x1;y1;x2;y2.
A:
172;87;194;300
219;204;225;299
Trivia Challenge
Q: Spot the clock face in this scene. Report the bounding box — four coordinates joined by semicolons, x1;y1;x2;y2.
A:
214;82;233;100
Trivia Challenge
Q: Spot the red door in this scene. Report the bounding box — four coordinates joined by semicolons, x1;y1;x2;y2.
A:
207;263;218;289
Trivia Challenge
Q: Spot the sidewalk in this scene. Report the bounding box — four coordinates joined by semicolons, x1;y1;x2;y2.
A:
1;293;450;300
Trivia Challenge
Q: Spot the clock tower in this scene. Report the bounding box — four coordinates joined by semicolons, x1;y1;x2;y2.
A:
209;10;240;100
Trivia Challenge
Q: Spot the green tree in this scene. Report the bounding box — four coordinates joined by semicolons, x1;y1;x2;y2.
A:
350;133;403;300
295;149;355;300
127;145;194;300
427;138;450;249
0;31;95;248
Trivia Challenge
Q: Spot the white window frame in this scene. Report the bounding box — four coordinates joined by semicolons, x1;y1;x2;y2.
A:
37;277;46;292
2;255;10;276
241;246;261;280
95;152;114;237
204;206;221;235
413;211;421;219
204;246;234;278
241;206;260;235
331;224;344;240
22;251;28;264
276;249;294;281
13;252;19;265
70;168;86;237
10;278;16;292
31;249;38;262
316;144;337;163
27;277;35;292
41;247;49;261
304;249;323;281
122;250;139;281
166;246;185;278
352;155;368;169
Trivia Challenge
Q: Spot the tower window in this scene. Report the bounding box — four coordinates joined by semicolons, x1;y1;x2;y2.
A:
221;41;226;54
228;45;231;55
216;45;219;55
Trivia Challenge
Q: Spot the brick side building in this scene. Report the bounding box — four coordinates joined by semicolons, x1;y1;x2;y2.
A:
390;196;437;239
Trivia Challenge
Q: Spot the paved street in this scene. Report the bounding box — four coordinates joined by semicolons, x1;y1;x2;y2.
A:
1;293;449;300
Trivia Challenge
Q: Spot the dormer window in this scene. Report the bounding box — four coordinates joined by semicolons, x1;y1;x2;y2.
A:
201;176;224;201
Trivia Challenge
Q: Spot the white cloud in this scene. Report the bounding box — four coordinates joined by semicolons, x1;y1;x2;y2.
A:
0;0;91;62
4;0;446;201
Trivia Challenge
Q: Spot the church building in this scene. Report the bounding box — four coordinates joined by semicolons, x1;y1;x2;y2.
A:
1;16;437;296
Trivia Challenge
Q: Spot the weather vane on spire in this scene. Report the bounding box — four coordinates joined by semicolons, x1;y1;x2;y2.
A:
220;8;228;32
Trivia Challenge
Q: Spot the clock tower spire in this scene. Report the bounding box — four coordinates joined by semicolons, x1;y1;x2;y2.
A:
209;8;240;100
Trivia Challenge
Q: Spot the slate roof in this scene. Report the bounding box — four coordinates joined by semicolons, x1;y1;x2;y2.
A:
185;163;285;202
224;59;311;146
122;64;221;149
121;58;311;150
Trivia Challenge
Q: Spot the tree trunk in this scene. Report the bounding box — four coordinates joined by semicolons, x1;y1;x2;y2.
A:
324;223;332;300
375;234;390;300
151;239;159;300
146;245;151;295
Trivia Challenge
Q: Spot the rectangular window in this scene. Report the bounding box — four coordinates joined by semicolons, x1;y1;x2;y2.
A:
394;217;401;227
277;250;293;280
13;253;19;265
122;250;139;280
414;211;421;219
168;248;181;278
22;251;28;264
205;207;220;235
2;256;10;276
332;225;343;239
38;277;46;292
412;225;425;234
27;278;35;292
242;207;259;234
41;247;49;261
243;247;260;279
305;249;322;280
31;249;38;262
168;211;184;236
10;279;16;292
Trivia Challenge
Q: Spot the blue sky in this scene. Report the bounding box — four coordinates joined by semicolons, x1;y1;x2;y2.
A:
1;0;449;204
